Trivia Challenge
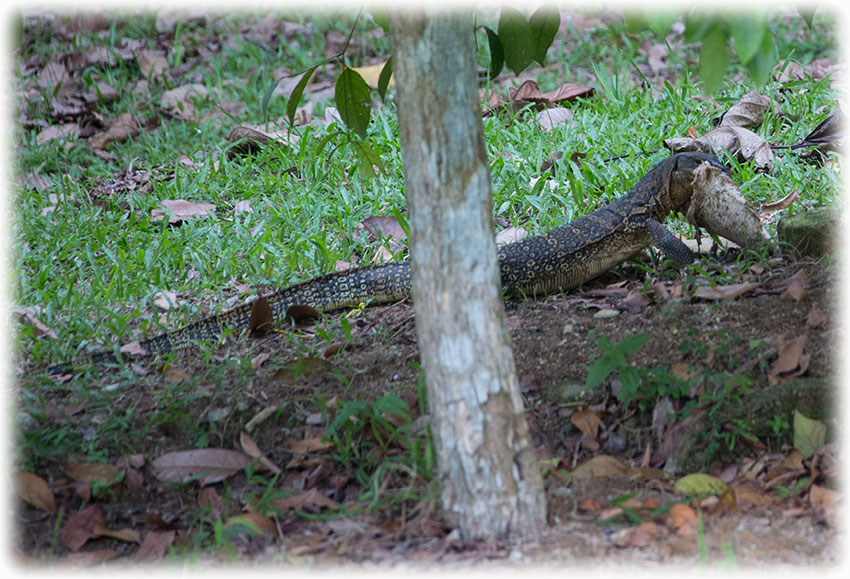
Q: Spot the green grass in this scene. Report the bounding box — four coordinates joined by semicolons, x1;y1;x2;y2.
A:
13;10;839;370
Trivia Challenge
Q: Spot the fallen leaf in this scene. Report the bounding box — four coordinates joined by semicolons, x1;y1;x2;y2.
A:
240;431;281;474
284;304;321;326
270;488;340;512
136;49;168;80
92;520;141;544
693;282;761;300
150;449;254;486
61;505;105;551
537;107;572;131
761;189;800;214
769;334;807;376
151;199;216;223
37;123;79;146
805;306;827;329
579;498;604;512
247;297;274;335
620;290;650;313
160;83;209;121
14;472;56;513
780;279;808;301
90;113;139;150
570;407;601;438
668;503;698;535
572;455;630;479
62;463;123;486
665;126;773;171
733;483;773;510
674;473;728;496
12;306;58;339
227;123;300;156
133;530;175;562
793;411;826;459
153;290;180;311
197;487;222;513
495;225;528;245
719;90;777;128
613;521;658;547
282;435;334;454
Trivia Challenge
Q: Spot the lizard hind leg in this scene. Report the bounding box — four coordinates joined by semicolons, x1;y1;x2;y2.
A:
645;218;695;266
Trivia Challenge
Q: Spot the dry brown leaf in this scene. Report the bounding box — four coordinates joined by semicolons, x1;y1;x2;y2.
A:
163;365;188;383
234;199;253;214
61;505;104;551
665;126;773;171
62;462;123;485
579;498;604;512
570;407;601;438
510;80;593;104
37;123;79;146
240;431;282;474
150;448;254;486
769;334;808;376
90;113;139;150
137;49;168;80
270;488;340;512
693;282;761;300
153;290;180;310
227;123;300;157
197;486;223;512
537;107;573;131
247;296;274;335
719;90;777;128
58;549;122;568
151;199;216;223
14;472;56;513
284;304;321;326
133;530;175;562
12;306;58;339
805;306;827;329
282;435;334;454
780;279;808;301
668;503;698;535
761;189;800;214
160;83;209;121
92;520;141;544
620;290;650;313
613;521;659;547
572;455;630;479
495;225;528;245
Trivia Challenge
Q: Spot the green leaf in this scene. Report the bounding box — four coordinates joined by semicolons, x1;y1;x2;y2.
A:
585;354;617;390
699;25;729;94
684;13;715;43
261;76;284;121
377;56;393;101
729;15;767;65
498;6;534;74
528;3;560;66
335;67;372;138
285;65;319;127
797;6;817;28
793;410;826;459
646;13;676;37
483;26;504;79
745;32;777;87
352;140;384;178
617;365;641;401
618;333;650;357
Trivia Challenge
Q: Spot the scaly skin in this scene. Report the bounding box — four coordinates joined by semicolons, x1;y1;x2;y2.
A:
49;152;727;373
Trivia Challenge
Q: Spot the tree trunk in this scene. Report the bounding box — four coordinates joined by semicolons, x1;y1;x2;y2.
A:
390;11;546;540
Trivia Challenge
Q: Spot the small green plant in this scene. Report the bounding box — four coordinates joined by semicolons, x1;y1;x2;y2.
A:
766;413;790;437
584;333;650;406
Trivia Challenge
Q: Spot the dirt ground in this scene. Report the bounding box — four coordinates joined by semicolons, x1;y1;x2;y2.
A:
15;256;840;568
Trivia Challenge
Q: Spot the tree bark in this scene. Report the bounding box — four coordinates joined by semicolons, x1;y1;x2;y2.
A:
390;11;546;540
